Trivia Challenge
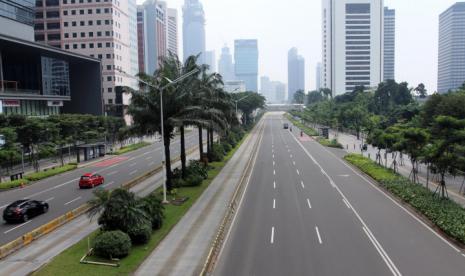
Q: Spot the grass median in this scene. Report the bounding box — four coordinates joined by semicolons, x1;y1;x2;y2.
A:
345;153;465;244
33;134;248;276
113;142;151;155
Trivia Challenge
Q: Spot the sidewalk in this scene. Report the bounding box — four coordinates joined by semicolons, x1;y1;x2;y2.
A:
327;129;465;207
0;149;200;276
135;121;264;276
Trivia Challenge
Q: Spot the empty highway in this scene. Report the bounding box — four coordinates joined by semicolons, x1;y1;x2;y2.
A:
214;113;465;276
0;131;204;246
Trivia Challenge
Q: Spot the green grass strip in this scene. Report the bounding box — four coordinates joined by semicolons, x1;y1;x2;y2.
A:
345;153;465;244
33;133;248;276
113;142;151;155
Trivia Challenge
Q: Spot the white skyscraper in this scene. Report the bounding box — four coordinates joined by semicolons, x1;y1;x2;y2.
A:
316;62;322;90
322;0;383;96
218;44;235;81
383;7;395;81
167;8;179;56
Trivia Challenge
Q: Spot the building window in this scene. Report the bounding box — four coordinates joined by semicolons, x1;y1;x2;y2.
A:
80;21;84;26
80;32;85;37
47;22;60;29
79;10;84;15
105;20;110;25
97;43;102;48
96;20;101;25
88;20;93;25
72;21;76;26
108;88;113;93
73;44;77;49
35;34;45;40
96;8;100;14
34;23;44;30
63;0;67;3
104;8;109;13
79;0;83;2
88;9;92;14
46;11;60;18
88;31;93;37
35;12;43;18
64;22;68;27
108;99;113;104
71;0;75;2
106;65;111;70
98;54;102;59
71;10;76;15
105;31;110;36
97;31;102;36
107;76;112;81
48;33;61;40
64;33;69;38
45;0;59;6
65;44;69;49
72;33;77;37
106;42;111;47
106;54;111;59
81;43;86;48
89;43;94;48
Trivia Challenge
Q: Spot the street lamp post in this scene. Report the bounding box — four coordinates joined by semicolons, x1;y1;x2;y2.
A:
118;68;199;203
234;94;252;125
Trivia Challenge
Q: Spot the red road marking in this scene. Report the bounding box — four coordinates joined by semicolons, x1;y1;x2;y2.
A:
299;135;312;142
92;157;129;168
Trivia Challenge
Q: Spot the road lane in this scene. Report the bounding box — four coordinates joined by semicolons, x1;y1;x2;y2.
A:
0;130;206;246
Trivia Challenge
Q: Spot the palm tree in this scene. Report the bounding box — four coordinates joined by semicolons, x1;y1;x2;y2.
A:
414;83;427;98
87;188;111;221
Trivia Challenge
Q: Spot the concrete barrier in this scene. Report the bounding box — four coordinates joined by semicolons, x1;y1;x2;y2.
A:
0;144;202;260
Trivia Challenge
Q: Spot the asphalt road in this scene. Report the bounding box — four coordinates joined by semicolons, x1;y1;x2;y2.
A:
214;113;465;276
0;130;205;246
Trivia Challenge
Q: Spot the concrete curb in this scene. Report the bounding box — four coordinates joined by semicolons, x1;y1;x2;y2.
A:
0;145;200;260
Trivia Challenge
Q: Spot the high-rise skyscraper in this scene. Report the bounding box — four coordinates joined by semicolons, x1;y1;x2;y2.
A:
204;50;216;72
167;8;178;56
0;0;34;41
35;0;139;108
260;76;273;102
234;39;259;92
218;44;235;81
384;7;395;81
288;47;305;102
438;2;465;93
316;62;322;90
183;0;205;63
322;0;383;96
138;0;167;75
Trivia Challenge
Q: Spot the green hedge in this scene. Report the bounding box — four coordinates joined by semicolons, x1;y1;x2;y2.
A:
345;153;465;244
114;142;151;155
25;164;77;182
317;138;344;149
0;179;30;189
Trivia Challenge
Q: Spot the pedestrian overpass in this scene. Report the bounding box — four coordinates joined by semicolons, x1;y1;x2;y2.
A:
266;104;304;112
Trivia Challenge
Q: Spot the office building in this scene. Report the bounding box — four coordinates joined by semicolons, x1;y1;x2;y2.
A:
204;50;216;72
0;34;102;116
34;0;139;120
137;0;167;75
438;2;465;93
384;7;395;81
234;39;259;92
218;44;234;81
274;81;286;103
322;0;383;96
224;80;246;93
316;62;322;90
260;76;273;102
183;0;205;63
0;0;34;41
167;8;178;56
288;47;305;102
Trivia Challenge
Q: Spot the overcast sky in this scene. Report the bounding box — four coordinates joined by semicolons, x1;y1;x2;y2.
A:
139;0;459;93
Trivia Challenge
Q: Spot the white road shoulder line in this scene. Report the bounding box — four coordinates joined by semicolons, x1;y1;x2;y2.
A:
146;156;153;160
103;181;115;188
45;197;55;202
64;196;82;206
315;226;322;244
271;227;275;244
107;171;118;176
273;199;276;209
4;221;32;234
343;198;351;209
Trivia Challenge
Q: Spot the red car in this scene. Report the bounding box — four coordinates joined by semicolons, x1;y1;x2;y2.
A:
79;173;104;189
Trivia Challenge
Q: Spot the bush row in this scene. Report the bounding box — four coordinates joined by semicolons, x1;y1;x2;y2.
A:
285;114;319;136
317;138;344;149
345;153;465;244
114;142;151;155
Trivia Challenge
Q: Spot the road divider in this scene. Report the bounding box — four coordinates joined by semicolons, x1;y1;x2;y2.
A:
0;144;201;260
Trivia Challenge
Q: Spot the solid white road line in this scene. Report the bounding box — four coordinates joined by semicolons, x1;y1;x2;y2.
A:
45;197;55;202
273;199;276;209
343;198;351;209
315;226;322;244
307;198;312;209
64;196;82;206
363;227;401;276
0;204;8;210
4;221;32;234
107;171;118;176
271;227;275;244
301;181;305;189
130;170;138;175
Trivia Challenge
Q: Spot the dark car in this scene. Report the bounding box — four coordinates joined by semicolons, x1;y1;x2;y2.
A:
79;173;105;189
3;199;49;223
283;123;289;129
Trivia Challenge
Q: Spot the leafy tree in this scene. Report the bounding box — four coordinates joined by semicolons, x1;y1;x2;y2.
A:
234;92;266;125
414;83;428;98
306;90;324;105
293;90;305;104
319;88;332;99
396;127;429;183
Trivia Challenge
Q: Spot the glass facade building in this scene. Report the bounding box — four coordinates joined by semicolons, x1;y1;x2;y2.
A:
183;0;205;63
438;2;465;93
234;39;259;92
384;7;395;81
0;0;34;25
288;47;305;103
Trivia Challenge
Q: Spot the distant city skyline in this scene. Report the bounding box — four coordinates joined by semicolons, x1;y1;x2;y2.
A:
137;0;463;93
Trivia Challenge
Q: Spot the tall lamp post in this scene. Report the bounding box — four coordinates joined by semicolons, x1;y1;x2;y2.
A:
118;68;199;203
234;94;252;125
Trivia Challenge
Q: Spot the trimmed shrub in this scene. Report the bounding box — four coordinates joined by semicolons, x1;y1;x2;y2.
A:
186;160;208;179
25;164;77;182
137;194;164;230
93;230;131;259
114;142;150;155
222;142;232;154
318;138;344;149
183;174;204;187
210;143;224;162
0;179;30;190
127;222;152;244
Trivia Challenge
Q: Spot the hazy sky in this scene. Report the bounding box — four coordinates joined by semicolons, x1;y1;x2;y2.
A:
139;0;460;93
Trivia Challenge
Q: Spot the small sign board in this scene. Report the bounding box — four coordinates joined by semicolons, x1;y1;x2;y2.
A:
47;100;63;107
2;99;20;107
0;134;5;148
